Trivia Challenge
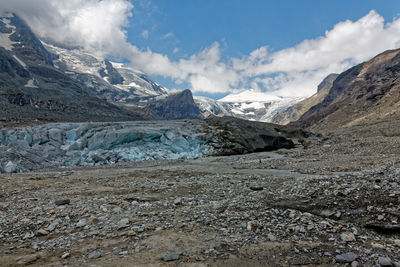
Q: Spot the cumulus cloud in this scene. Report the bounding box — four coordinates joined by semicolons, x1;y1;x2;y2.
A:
2;1;400;98
0;0;133;57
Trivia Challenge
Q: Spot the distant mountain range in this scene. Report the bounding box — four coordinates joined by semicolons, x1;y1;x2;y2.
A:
1;13;399;131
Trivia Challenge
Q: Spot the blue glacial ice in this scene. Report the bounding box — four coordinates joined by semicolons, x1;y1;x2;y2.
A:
0;121;214;173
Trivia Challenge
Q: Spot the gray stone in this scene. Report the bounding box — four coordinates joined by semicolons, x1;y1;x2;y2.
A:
4;161;17;173
335;252;358;263
55;199;70;206
174;197;182;205
163;252;181;261
378;257;393;266
117;218;130;229
76;219;87;228
88;250;102;259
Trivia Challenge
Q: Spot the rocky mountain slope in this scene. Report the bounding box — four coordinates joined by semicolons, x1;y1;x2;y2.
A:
272;74;338;125
143;89;202;120
44;43;168;104
0;14;149;125
296;49;400;130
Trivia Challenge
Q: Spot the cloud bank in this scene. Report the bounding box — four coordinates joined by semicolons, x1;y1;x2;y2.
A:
2;0;400;97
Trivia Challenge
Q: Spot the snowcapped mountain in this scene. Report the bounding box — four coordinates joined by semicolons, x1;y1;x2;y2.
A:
43;43;167;103
194;96;231;117
195;90;302;123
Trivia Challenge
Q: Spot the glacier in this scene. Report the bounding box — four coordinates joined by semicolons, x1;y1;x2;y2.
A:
0;121;213;173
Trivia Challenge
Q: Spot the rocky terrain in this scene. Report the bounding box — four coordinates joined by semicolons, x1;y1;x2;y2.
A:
0;119;399;266
296;49;400;130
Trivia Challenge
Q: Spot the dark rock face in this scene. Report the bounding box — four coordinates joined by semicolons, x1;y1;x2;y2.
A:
205;116;299;155
9;15;54;66
145;89;203;120
296;49;400;129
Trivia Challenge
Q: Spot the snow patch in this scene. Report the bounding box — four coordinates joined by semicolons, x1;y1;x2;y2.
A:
13;55;27;69
24;79;38;88
0;17;18;51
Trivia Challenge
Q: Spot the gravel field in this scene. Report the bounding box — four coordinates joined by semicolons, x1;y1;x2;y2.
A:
0;120;399;266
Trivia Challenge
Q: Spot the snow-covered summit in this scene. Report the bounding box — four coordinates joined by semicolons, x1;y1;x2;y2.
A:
43;42;167;102
219;89;282;103
195;90;302;123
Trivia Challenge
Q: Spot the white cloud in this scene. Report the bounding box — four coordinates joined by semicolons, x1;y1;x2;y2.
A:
161;32;174;40
127;10;400;97
2;2;400;98
140;29;149;39
0;0;133;57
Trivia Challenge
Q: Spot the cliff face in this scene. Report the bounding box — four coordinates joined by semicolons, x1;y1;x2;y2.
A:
144;89;203;120
294;49;400;130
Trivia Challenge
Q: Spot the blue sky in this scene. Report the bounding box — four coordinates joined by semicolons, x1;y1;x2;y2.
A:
129;0;400;58
5;0;400;99
124;0;400;98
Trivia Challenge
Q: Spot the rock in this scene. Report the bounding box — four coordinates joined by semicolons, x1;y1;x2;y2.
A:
88;250;102;259
163;252;181;261
4;161;17;173
49;209;55;215
247;221;254;231
267;233;277;241
16;254;40;265
351;261;359;267
117;218;130;229
76;219;87;228
378;257;393;266
61;252;70;259
249;186;263;191
37;229;48;236
335;252;358;263
394;239;400;247
341;232;356;242
371;242;385;249
174;197;182;205
55;199;70;206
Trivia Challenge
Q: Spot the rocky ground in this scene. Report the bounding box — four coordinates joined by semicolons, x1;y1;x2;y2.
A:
0;120;399;266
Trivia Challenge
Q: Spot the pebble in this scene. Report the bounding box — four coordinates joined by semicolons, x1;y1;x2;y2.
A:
61;252;70;259
117;218;130;229
341;232;356;242
88;250;102;259
335;252;358;263
378;257;393;266
247;221;254;231
55;199;70;206
163;252;181;261
371;242;385;249
76;219;87;228
16;254;40;265
37;229;48;236
249;186;263;191
174;197;182;205
351;261;359;267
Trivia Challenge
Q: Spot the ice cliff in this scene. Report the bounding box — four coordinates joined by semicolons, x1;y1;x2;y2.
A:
0;121;212;173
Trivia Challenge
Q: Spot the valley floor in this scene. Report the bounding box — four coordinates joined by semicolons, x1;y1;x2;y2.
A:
0;120;400;266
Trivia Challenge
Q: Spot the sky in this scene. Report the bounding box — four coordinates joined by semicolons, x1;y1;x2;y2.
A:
1;0;400;99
